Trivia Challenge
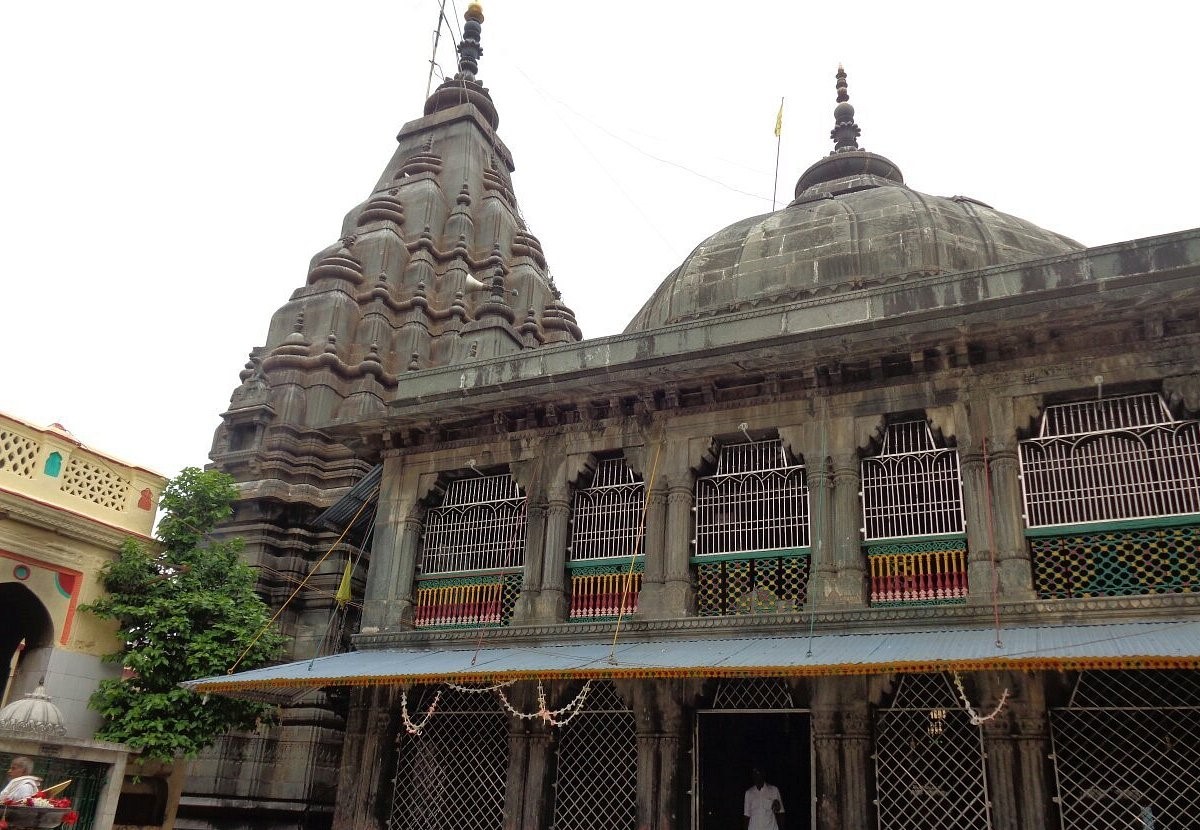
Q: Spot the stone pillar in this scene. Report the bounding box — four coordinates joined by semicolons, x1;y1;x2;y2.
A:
811;679;842;830
521;719;555;830
1012;674;1053;830
535;490;572;622
637;483;669;618
616;681;661;830
840;690;873;830
805;455;836;609
361;459;425;631
959;396;1036;603
332;687;394;830
663;477;696;616
830;451;866;606
503;699;534;830
656;683;687;830
512;501;547;623
960;447;996;606
977;674;1019;830
988;442;1035;600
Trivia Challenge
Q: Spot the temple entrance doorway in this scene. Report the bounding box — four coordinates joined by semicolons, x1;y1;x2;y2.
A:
696;712;812;830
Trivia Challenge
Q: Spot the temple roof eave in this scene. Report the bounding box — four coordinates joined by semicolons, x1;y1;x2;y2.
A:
322;228;1200;443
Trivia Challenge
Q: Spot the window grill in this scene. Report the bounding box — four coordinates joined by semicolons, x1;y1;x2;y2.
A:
710;679;795;710
694;439;809;556
1020;394;1200;528
551;682;637;830
570;457;646;561
420;473;527;574
1050;671;1200;830
874;673;992;830
862;421;964;541
388;687;509;830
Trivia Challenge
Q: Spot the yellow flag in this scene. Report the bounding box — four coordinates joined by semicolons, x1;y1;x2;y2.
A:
774;99;784;138
335;560;353;606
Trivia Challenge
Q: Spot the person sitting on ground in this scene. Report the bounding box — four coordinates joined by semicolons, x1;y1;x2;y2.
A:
0;756;41;803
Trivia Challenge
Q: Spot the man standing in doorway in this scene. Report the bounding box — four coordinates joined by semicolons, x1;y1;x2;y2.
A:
744;766;784;830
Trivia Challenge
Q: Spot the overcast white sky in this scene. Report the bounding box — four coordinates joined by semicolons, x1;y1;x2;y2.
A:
3;1;1197;481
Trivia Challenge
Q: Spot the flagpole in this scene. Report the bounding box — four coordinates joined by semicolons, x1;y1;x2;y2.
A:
772;96;784;211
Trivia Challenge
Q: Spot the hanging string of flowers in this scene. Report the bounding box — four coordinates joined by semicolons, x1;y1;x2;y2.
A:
495;680;592;727
400;688;442;735
443;680;516;693
951;671;1010;725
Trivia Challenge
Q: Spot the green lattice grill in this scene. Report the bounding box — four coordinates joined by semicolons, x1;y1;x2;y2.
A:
695;554;809;616
1031;524;1200;599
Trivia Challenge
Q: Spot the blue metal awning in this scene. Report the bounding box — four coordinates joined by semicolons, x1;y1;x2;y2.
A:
186;620;1200;701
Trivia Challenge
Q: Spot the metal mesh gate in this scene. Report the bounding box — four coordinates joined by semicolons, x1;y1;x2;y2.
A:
874;673;991;830
551;681;636;830
388;687;509;830
1050;670;1200;830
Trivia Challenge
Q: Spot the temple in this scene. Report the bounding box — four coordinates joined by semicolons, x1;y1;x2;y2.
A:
187;6;1200;830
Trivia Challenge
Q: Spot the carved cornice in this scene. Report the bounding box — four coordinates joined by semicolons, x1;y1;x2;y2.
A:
352;593;1200;649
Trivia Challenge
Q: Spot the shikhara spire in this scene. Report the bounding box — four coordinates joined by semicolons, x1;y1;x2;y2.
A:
831;64;862;152
423;2;499;128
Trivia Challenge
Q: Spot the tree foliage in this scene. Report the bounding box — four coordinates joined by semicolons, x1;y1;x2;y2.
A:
83;467;286;761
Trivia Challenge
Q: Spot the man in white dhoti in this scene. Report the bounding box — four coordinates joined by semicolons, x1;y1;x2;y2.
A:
743;766;784;830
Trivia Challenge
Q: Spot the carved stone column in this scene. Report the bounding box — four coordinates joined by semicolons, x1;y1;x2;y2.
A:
361;455;409;631
830;451;865;607
656;683;688;830
332;686;394;830
959;448;996;605
988;444;1035;600
637;483;669;618
512;502;547;623
840;691;873;830
979;684;1018;830
535;493;572;622
503;716;532;830
616;681;661;830
805;456;837;609
811;678;842;830
389;512;425;628
521;719;555;830
1012;674;1053;830
663;479;696;616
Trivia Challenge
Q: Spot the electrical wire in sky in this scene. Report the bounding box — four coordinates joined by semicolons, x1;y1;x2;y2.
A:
515;66;681;260
517;67;775;206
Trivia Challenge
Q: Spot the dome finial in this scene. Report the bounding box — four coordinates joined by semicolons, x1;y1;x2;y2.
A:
457;4;485;81
423;3;499;128
831;64;861;153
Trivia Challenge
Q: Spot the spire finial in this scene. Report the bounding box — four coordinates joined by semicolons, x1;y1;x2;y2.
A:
831;64;861;153
457;4;485;80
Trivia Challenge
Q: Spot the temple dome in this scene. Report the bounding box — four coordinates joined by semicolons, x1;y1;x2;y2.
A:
0;683;67;737
625;69;1083;333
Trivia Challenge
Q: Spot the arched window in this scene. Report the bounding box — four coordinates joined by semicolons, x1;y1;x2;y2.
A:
413;472;526;628
567;456;644;619
861;421;967;605
693;438;810;616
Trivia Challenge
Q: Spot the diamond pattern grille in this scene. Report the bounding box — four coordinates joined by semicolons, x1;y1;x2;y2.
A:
874;673;991;830
1030;525;1200;599
1051;671;1200;830
551;682;636;830
61;456;129;510
388;688;508;830
711;678;795;710
0;429;38;478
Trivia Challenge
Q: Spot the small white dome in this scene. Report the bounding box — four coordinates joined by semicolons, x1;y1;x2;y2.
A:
0;683;67;736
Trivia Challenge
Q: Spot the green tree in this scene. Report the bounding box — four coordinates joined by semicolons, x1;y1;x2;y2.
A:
83;467;285;761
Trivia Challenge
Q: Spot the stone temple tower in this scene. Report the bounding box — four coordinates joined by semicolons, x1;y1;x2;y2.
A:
190;6;581;828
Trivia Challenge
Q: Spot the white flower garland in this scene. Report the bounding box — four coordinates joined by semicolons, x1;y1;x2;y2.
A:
951;671;1010;726
400;679;594;733
400;689;442;735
